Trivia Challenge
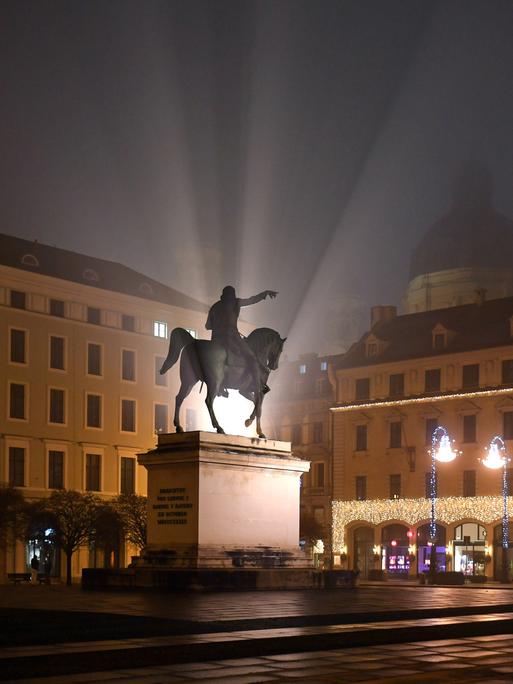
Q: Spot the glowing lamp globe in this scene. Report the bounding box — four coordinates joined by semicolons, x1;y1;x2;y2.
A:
435;434;457;463
482;441;507;470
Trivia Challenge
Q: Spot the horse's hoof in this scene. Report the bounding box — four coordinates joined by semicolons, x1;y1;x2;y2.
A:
217;428;225;434
175;426;184;433
244;419;252;427
258;433;266;439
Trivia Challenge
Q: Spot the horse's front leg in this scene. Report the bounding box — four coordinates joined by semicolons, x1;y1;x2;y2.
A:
254;392;265;439
245;404;257;428
205;388;225;434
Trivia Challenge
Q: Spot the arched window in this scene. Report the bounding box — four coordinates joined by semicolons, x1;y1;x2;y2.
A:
83;268;99;283
21;253;39;267
139;282;153;296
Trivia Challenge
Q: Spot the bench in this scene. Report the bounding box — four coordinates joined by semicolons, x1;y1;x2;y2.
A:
7;572;31;585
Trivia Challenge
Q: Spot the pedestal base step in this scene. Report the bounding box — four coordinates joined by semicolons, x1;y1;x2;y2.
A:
83;567;322;591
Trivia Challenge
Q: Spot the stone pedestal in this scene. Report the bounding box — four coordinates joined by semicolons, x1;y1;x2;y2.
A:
137;431;312;573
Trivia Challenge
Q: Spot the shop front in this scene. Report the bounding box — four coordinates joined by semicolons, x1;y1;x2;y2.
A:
353;525;374;578
381;524;410;578
453;522;487;577
417;523;447;574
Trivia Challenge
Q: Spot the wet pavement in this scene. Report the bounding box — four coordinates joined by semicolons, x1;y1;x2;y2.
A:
13;634;513;683
2;583;513;682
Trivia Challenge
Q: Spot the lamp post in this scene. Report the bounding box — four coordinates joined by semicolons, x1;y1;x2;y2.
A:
481;436;510;583
429;426;459;582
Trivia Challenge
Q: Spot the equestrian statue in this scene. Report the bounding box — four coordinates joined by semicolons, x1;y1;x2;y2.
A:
159;286;286;438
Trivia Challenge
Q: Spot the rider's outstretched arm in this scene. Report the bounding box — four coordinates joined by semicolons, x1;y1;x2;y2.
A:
238;290;278;306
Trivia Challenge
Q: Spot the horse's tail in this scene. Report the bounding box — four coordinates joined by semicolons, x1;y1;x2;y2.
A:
159;328;194;375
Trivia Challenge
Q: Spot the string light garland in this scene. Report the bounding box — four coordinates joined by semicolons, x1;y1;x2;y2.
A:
330;386;513;413
331;495;511;551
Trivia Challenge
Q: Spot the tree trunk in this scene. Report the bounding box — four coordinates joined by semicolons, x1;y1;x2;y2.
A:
65;550;72;586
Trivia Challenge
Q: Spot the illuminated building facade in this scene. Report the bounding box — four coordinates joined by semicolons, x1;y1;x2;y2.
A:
268;353;334;564
0;233;209;581
331;298;513;580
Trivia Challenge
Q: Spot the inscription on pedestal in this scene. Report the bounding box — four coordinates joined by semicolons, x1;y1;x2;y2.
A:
153;487;194;525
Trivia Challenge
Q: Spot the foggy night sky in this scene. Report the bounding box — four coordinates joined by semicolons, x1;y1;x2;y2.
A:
3;0;513;357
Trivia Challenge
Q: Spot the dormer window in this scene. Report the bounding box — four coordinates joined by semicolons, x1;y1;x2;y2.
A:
21;253;39;267
431;323;454;351
433;333;445;350
367;343;378;356
83;268;99;282
364;333;386;358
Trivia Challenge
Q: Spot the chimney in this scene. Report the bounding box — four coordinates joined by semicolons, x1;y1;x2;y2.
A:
475;288;487;306
371;305;397;328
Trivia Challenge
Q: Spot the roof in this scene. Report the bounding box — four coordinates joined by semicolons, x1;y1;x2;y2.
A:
333;296;513;370
0;233;208;312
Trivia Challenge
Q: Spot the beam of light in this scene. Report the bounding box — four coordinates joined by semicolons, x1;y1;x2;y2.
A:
189;389;255;437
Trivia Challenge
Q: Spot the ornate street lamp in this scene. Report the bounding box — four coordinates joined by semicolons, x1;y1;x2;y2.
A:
481;436;510;583
428;426;459;581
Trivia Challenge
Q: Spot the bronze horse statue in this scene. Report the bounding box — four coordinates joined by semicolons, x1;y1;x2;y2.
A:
159;327;286;438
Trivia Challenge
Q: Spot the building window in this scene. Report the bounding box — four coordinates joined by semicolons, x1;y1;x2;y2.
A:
10;329;26;364
389;373;404;397
462;364;479;389
502;360;513;384
320;360;328;371
291;424;302;444
154;404;168;433
48;450;64;489
389;474;401;499
154;356;167;386
433;333;445;350
87;343;102;376
185;328;198;339
355;475;367;501
425;368;441;393
87;307;101;325
462;414;477;443
463;470;476;497
9;383;26;420
356;424;367;451
313;507;324;525
121;350;135;382
313;422;323;443
425;471;436;499
299;364;307;375
9;447;25;487
389;422;402;448
50;299;65;317
120;457;135;494
186;408;197;431
86;394;102;429
425;417;438;444
312;462;325;487
504;411;513;440
86;453;101;491
10;290;26;309
50;336;65;370
21;253;39;267
121;399;136;432
154;321;167;338
121;314;135;332
355;378;370;401
49;389;65;424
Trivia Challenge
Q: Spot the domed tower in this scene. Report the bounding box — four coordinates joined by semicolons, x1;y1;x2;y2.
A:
405;164;513;313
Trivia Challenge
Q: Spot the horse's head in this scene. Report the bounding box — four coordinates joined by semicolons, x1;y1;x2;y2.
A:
268;335;286;371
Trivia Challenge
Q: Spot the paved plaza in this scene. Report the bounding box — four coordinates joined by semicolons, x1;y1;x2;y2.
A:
2;583;513;682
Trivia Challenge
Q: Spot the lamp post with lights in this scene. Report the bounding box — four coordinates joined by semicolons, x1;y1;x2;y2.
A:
481;436;510;583
429;426;459;582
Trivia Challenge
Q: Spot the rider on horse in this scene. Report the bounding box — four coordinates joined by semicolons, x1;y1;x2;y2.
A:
206;286;278;397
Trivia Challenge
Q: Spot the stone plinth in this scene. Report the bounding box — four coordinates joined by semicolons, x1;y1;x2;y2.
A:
137;431;312;571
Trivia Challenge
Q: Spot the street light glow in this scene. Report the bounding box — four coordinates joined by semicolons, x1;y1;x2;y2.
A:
434;433;458;463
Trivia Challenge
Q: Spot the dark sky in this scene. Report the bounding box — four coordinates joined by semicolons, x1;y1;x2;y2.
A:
3;0;513;357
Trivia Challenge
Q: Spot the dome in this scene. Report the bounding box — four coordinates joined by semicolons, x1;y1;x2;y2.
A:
409;164;513;280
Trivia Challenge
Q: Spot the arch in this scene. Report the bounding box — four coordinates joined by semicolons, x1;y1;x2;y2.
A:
139;282;153;296
417;522;447;575
83;268;99;282
21;253;39;267
381;523;411;578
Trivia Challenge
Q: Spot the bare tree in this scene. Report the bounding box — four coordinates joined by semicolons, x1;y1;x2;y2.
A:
114;494;147;551
299;510;324;546
0;484;26;544
90;503;125;568
33;490;100;585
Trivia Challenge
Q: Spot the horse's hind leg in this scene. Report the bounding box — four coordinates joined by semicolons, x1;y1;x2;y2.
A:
174;381;194;433
205;380;225;434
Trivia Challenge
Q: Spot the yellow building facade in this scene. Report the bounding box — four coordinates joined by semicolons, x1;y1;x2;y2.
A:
0;234;210;581
331;299;513;581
